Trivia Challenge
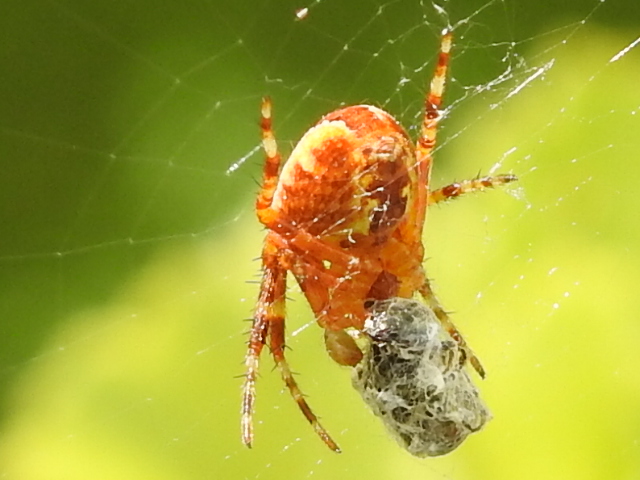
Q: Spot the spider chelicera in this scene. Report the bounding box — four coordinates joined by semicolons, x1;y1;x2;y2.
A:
241;29;516;453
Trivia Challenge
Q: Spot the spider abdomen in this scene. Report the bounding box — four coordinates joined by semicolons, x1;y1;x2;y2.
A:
270;105;415;245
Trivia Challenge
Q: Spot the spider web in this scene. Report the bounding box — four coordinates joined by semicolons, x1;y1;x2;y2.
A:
1;0;639;479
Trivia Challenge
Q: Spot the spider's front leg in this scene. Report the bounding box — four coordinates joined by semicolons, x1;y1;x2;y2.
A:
241;240;283;448
241;235;340;452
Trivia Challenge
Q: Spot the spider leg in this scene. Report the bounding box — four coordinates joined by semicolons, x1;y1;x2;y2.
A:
256;96;283;217
288;257;365;366
265;228;364;321
418;277;486;378
241;241;284;448
406;29;453;244
242;237;340;452
269;312;341;452
428;174;518;205
290;229;383;332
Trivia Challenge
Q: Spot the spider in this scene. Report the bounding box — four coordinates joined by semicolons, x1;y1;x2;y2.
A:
241;29;516;453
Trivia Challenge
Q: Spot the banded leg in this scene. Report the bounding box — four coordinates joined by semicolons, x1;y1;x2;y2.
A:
269;315;341;452
241;240;339;452
240;312;268;448
428;174;518;205
256;96;283;217
241;242;285;448
405;29;453;244
418;277;486;378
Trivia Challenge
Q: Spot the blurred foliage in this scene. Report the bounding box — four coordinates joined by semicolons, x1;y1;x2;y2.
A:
1;0;640;479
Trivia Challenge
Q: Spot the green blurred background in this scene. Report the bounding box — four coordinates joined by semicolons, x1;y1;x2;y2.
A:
1;0;639;479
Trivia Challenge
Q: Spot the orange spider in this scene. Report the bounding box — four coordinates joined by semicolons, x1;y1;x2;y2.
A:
241;29;516;453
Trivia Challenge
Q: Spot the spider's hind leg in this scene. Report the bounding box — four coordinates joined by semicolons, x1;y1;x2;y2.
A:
241;243;283;449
